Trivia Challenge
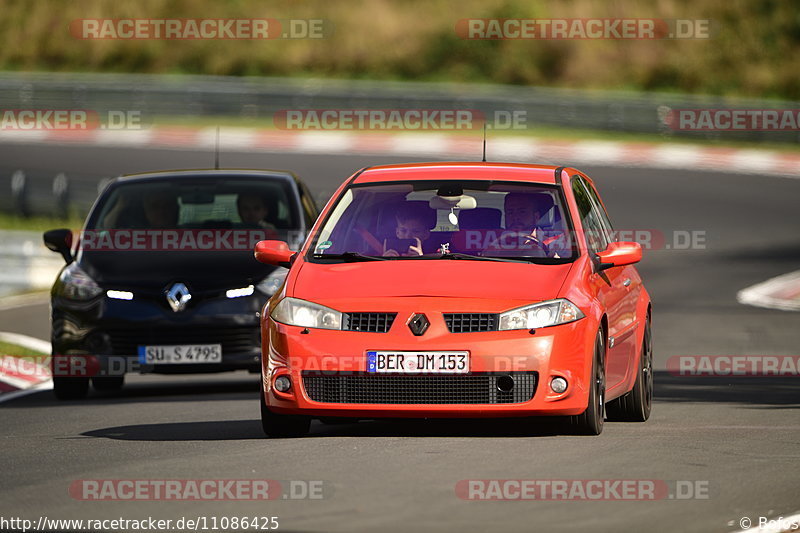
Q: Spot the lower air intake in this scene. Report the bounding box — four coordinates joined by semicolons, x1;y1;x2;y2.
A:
302;371;537;404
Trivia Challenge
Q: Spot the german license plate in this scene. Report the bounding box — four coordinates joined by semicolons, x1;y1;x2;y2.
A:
366;351;469;373
138;344;222;364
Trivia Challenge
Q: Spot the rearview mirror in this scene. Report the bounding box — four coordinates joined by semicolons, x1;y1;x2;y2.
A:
596;241;641;271
43;228;73;264
429;195;477;210
254;240;295;268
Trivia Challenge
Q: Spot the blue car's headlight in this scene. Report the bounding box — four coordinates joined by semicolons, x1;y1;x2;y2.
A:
271;297;343;330
58;263;103;301
257;269;288;297
498;299;584;330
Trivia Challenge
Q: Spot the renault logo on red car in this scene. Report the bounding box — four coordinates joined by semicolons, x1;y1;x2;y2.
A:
408;313;430;336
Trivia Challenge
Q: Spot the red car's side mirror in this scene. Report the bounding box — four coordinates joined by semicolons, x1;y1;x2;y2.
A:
596;241;642;271
254;240;296;268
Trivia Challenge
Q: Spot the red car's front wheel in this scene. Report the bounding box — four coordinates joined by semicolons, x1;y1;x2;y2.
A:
607;316;653;422
260;391;311;438
568;328;606;435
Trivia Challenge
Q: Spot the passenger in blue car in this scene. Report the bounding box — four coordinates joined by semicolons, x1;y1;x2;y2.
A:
142;190;179;228
237;193;277;232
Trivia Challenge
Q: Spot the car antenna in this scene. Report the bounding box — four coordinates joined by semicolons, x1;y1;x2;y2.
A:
214;126;220;169
481;121;487;162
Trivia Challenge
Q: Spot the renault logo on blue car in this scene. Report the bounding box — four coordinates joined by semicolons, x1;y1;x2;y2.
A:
166;282;192;312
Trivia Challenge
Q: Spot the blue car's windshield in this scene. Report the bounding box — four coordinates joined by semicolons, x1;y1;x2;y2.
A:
88;176;302;238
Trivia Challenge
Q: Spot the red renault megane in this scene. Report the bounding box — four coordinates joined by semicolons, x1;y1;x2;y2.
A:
255;162;652;436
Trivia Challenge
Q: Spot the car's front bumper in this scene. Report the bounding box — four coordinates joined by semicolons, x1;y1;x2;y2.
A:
262;315;597;418
52;293;264;376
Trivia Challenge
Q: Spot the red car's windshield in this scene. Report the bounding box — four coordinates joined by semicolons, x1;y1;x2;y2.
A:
309;180;577;261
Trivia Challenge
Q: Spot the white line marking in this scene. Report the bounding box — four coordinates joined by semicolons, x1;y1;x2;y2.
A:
390;134;449;155
488;138;542;160
0;291;50;311
296;131;355;152
0;379;52;404
651;145;703;168
0;332;51;354
571;141;626;165
3;127;800;178
730;150;781;174
94;129;152;146
0;372;38;389
737;270;800;312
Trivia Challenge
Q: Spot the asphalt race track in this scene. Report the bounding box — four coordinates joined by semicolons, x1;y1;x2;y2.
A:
1;143;798;533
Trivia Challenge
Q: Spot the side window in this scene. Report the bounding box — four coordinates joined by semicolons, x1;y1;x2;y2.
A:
571;177;608;254
580;176;614;241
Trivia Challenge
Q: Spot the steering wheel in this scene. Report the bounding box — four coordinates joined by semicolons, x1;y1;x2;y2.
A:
481;230;550;257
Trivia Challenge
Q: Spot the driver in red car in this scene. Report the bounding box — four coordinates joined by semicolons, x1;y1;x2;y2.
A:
488;192;567;258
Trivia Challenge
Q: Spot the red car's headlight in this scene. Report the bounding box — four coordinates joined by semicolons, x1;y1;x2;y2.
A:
271;297;344;330
498;299;585;330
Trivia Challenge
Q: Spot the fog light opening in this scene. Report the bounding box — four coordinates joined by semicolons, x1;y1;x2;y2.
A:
274;375;292;393
550;376;568;394
496;375;515;393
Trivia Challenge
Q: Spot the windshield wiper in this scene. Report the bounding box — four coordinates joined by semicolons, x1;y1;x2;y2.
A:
441;253;532;263
400;252;531;263
312;252;391;262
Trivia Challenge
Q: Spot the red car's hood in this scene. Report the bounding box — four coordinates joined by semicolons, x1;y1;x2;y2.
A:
291;259;574;302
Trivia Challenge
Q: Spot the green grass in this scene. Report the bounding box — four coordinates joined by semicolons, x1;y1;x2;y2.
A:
0;341;46;358
1;0;799;100
0;212;85;232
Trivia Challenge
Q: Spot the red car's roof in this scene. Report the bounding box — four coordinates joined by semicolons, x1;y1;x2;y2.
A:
352;162;567;185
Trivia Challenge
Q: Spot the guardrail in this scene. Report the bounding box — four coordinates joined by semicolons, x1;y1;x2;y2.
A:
1;71;798;140
1;72;798;218
0;230;62;297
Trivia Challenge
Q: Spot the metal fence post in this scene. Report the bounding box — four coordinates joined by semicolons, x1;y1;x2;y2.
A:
11;170;29;218
53;172;70;219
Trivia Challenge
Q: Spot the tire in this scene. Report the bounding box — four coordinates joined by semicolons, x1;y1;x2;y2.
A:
568;328;605;436
260;392;310;438
92;376;125;392
53;377;89;400
607;316;653;422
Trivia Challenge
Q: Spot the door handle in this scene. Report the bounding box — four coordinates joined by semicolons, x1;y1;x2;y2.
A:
623;278;631;287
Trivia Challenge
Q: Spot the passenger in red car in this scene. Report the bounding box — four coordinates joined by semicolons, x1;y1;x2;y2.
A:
383;203;437;256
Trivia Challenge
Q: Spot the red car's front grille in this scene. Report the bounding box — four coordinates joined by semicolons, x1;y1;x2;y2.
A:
443;313;499;333
301;371;537;404
343;313;397;333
